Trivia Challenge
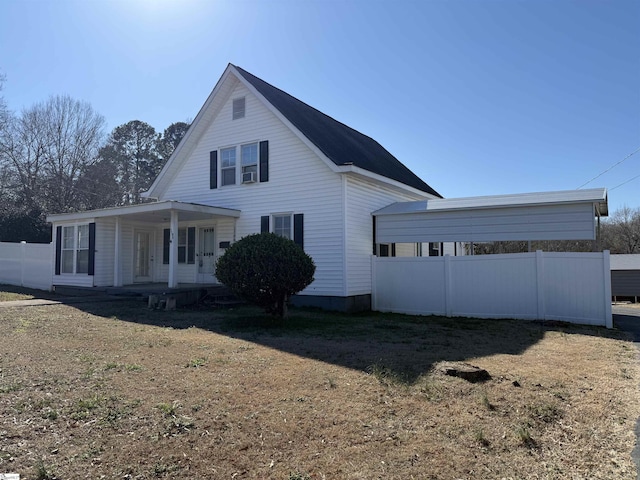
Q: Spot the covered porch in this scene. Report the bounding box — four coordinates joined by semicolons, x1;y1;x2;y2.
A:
47;201;241;289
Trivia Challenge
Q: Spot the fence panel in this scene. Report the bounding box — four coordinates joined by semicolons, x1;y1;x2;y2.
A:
372;251;612;328
372;257;446;315
0;242;53;291
450;253;538;319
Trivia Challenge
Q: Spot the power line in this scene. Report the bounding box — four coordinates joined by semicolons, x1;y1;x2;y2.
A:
610;172;640;191
577;146;640;189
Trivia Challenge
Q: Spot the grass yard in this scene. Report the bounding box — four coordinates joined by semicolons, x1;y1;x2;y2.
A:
0;290;639;479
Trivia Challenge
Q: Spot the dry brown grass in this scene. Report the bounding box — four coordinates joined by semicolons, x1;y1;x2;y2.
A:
0;297;638;479
0;285;58;302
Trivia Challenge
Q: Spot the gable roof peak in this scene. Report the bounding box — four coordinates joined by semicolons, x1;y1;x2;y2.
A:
231;65;441;197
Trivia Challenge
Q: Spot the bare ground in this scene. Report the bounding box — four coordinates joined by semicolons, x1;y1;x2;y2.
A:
0;295;639;479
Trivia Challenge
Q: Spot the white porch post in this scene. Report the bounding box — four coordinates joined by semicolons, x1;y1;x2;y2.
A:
114;216;122;286
168;210;179;288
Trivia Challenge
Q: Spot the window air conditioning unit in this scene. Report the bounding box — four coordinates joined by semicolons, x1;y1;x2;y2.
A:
242;171;256;184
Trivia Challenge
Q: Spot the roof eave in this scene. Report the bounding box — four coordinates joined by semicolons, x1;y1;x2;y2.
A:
230;65;343;175
46;201;241;223
337;165;440;199
373;188;609;216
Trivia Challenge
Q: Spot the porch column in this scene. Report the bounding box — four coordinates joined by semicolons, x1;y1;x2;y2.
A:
114;216;122;287
168;210;179;288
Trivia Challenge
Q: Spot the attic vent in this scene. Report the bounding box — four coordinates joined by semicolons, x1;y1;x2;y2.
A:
232;97;245;120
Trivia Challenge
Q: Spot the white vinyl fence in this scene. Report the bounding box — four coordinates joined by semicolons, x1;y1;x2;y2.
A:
0;242;53;291
372;250;612;328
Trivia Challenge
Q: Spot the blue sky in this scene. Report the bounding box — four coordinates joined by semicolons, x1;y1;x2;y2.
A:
1;0;638;213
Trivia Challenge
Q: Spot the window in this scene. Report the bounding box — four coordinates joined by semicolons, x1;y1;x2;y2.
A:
61;226;74;273
241;143;258;180
76;225;90;273
232;97;245;120
261;213;303;249
163;227;195;264
61;224;89;274
212;141;268;188
273;214;292;240
220;147;236;186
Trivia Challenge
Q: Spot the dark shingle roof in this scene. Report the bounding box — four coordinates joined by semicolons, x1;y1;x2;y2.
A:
234;65;441;197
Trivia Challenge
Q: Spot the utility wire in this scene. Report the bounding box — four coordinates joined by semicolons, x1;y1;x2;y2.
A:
610;172;640;191
577;146;640;189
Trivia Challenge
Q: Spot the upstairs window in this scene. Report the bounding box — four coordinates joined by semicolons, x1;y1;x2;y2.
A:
232;97;245;120
241;143;258;182
220;147;236;186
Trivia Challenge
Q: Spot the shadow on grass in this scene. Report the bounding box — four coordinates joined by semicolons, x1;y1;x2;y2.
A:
60;298;631;385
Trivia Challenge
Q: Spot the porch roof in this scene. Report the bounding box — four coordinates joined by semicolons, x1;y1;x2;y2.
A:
46;201;241;224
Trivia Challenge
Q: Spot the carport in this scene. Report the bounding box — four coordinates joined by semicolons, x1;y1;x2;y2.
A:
373;188;608;251
370;188;613;327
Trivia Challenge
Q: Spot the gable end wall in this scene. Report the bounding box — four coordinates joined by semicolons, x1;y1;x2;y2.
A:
161;82;346;296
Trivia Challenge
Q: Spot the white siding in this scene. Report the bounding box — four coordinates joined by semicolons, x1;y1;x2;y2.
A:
94;219;115;287
345;176;428;296
376;203;597;244
161;82;345;296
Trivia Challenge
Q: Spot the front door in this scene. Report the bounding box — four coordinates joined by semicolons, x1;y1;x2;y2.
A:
197;227;217;283
134;230;153;283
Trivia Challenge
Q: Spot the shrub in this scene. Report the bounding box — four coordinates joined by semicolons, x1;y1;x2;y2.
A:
215;233;315;318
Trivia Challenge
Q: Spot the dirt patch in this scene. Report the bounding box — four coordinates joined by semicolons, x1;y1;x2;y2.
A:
0;299;638;479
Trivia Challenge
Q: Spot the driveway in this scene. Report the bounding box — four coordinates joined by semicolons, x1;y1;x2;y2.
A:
614;304;640;342
612;304;640;479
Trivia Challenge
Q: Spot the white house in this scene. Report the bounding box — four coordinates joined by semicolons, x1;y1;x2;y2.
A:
46;64;445;311
46;64;608;312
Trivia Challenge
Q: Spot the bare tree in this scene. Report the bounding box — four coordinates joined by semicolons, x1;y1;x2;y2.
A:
0;95;105;214
601;206;640;254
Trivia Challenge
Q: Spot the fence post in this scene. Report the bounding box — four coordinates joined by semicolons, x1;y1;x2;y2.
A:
20;241;26;287
603;250;613;328
444;254;452;317
535;250;545;320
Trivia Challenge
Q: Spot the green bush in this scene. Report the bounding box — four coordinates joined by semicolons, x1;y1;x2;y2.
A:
215;233;315;318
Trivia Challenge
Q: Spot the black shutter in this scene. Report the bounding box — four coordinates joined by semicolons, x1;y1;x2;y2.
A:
259;141;269;183
88;223;96;276
163;229;170;264
55;226;62;275
260;216;269;233
210;151;218;189
293;214;304;250
391;243;396;257
187;227;196;264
